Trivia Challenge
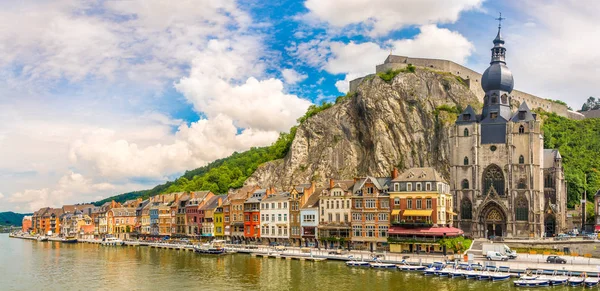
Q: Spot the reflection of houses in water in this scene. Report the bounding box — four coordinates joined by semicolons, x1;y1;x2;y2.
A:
450;23;567;239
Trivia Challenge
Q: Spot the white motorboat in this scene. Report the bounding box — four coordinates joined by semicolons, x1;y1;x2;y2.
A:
396;262;426;271
514;278;550;287
369;262;396;269
567;276;585;287
584;277;600;287
101;237;124;246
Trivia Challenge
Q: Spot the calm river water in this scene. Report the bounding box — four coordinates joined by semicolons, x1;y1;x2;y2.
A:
0;234;572;291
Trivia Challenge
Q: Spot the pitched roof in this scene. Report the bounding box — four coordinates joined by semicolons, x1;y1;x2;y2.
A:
392;167;446;183
329;180;354;191
111;207;136;216
543;149;562;169
352;176;391;193
510;101;536;122
456;105;478;123
229;185;258;201
245;189;267;203
301;189;322;209
200;196;222;210
262;192;290;202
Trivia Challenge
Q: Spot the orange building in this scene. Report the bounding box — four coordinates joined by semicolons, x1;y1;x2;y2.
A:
22;216;32;233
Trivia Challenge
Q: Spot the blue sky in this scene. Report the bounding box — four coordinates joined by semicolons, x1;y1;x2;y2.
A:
0;0;598;212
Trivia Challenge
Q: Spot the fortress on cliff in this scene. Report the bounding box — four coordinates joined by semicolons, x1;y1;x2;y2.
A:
349;55;584;120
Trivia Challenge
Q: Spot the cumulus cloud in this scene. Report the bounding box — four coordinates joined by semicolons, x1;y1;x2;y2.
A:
281;69;308;84
502;1;600;109
323;25;474;92
303;0;482;35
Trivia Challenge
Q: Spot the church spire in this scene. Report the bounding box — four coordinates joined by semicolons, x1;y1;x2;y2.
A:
491;13;506;64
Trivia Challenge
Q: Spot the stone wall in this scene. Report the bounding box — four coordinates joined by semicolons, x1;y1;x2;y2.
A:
505;240;600;258
353;55;572;119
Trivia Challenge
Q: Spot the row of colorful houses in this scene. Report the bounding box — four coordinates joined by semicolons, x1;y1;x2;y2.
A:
24;167;464;252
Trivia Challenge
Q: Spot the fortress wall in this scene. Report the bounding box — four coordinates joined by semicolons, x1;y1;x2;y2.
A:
364;55;571;118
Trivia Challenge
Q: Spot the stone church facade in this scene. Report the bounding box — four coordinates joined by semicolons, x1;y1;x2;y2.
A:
450;25;567;239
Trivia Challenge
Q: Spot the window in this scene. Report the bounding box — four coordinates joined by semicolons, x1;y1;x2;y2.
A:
366;225;375;237
483;164;505;196
426;183;431;191
407;183;412;192
544;175;555;188
253;215;258;222
407;199;412;209
283;202;287;208
336;200;339;209
516;196;528;221
353;225;362;237
326;201;330;209
278;214;282;221
490;112;498;119
491;96;497;103
501;94;507;104
518;112;525;121
394;197;400;206
379;225;388;238
271;214;275;221
416;200;422;209
344;214;348;222
367;187;374;194
352;213;361;221
283;214;287;221
365;214;375;221
380;200;389;208
464;128;469;137
462;114;471;121
416;183;422;191
378;213;388;221
518;178;527;189
346;200;350;208
426;198;432;209
464;156;469;165
354;199;363;208
271;203;275;209
461;198;472;220
304;215;315;222
519;155;525;164
335;213;340;222
365;199;376;208
261;214;264;221
461;179;469;189
394;183;399;191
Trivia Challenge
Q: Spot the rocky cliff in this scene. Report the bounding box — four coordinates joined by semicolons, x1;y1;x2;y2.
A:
245;69;481;188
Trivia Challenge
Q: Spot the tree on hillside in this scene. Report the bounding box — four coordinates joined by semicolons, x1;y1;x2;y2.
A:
581;96;600;111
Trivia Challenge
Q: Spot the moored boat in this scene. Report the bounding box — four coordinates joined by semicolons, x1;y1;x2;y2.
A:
463;270;479;280
194;240;226;254
436;268;453;277
101;237;124;246
37;236;48;242
346;261;370;267
514;279;550;287
396;264;426;271
476;271;492;280
584;277;599;287
62;236;78;243
489;273;510;281
568;276;585;287
369;262;396;269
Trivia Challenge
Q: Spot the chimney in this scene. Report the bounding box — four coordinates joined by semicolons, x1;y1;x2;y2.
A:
329;179;334;189
392;168;399;179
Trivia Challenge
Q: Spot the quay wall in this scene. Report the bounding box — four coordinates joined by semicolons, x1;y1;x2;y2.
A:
349;55;574;119
505;240;600;257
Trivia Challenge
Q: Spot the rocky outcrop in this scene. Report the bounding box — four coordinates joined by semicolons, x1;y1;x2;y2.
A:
245;69;480;188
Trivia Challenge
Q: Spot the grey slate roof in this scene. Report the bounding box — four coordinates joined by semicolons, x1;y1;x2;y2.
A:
392;167;446;183
543;149;562;169
262;192;290;202
245;189;266;204
456;105;478;124
301;190;322;209
511;102;536;122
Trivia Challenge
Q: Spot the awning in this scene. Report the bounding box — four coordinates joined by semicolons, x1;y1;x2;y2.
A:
447;211;457;216
389;226;464;236
391;210;401;216
595;225;600;231
402;210;433;217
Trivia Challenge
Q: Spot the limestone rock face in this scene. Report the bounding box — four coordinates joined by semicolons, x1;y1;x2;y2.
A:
245;69;480;188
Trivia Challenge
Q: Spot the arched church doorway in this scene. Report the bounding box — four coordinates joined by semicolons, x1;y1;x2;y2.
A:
481;204;506;239
545;214;556;237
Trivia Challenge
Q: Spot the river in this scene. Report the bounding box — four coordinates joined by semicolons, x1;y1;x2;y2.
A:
0;234;574;291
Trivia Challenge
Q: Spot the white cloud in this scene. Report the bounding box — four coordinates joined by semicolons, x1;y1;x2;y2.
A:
281;69;308;84
500;1;600;109
303;0;482;35
324;25;474;92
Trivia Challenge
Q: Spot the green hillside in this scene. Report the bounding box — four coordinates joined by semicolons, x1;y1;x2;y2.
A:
540;111;600;207
0;212;28;226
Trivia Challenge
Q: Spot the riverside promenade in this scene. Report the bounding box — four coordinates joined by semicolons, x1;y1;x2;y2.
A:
12;234;600;275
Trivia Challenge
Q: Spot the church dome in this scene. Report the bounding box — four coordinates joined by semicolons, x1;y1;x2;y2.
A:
481;62;514;93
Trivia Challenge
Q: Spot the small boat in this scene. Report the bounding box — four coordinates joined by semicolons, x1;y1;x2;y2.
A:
437;268;453;277
62;236;78;243
369;262;396;269
490;273;510;281
584;277;600;287
194;240;226;254
568;276;585;287
477;271;492;280
448;269;465;278
346;261;370;267
548;276;568;286
514;279;550;287
101;237;124;246
423;267;439;276
37;236;48;242
396;264;426;271
463;270;479;279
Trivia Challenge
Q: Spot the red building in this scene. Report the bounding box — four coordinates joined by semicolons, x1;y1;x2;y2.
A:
22;216;32;233
185;191;214;237
243;188;272;242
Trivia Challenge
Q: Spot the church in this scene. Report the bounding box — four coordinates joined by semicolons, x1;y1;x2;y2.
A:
450;21;567;239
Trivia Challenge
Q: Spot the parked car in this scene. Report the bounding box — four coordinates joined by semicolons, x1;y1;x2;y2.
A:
486;251;508;261
554;233;570;240
546;255;567;264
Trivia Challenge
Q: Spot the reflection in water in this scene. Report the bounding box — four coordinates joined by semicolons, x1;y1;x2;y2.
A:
0;234;572;291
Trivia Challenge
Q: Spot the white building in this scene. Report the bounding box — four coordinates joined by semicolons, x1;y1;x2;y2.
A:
260;192;291;243
300;188;322;246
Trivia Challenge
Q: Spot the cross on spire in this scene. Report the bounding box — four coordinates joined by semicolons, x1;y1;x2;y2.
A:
495;12;505;30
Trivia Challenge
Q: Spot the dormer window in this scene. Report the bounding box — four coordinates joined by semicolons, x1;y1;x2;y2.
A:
463;114;471;121
518;111;525;120
490;112;498;119
491;96;498;103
